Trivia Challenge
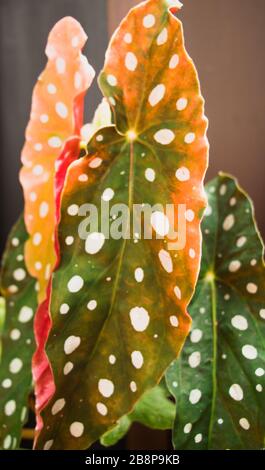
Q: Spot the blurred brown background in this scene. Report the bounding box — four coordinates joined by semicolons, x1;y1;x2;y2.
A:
0;0;264;450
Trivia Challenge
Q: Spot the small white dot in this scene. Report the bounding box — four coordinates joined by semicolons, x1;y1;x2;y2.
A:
175;167;190;182
189;389;202;404
246;283;258;294
47;83;57;94
9;358;23;374
194;433;202;443
125;52;138;71
44;440;54;450
67;276;84;293
239;418;250;430
223;214;235;231
148;84;166;107
5;400;16;416
183;423;192;434
124;33;132;44
67;204;79;216
87;300;97;311
64;335;81;355
33;232;42;246
109;355;116;365
130;381;137;392
33;165;44;176
71;36;79;47
107;75;117;86
34;143;43;152
96;402;108;416
63;362;74;375
51;398;66;415
229;384;243;401
184;132;195;144
78;174;88;182
69;421;84;437
89;157;102;168
48;136;62;148
134;267;144;283
98;379;114;398
55;102;68;119
170;316;179;328
131;351;144;369
102;188;114;202
255;368;264;377
169;54;179;69
65;236;74;246
56;57;66;74
157;27;168;45
259;309;265;319
176;98;188;111
60;304;70;315
242;344;257;360
236;236;247;247
143;14;156;28
154;129;175;145
145;168;156;182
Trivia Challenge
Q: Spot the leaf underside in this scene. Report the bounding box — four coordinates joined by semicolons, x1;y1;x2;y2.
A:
36;0;208;449
166;174;265;450
0;216;37;450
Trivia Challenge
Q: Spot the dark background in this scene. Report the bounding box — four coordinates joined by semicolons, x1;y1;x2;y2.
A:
0;0;264;450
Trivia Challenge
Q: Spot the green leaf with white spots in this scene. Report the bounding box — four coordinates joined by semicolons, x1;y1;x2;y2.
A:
0;216;37;449
36;0;208;450
166;173;265;450
100;384;175;447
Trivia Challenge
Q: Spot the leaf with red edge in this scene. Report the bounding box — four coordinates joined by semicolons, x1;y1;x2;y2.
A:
33;138;83;434
0;216;37;449
36;0;208;450
17;17;95;435
19;16;95;303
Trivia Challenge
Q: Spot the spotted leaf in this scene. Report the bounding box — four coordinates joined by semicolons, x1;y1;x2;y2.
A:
0;216;37;449
100;384;175;447
19;16;95;303
166;174;265;449
36;0;208;449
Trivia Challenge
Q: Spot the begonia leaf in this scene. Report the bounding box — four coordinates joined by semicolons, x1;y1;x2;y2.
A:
19;16;95;303
0;216;37;449
36;0;208;449
166;174;265;449
17;17;95;433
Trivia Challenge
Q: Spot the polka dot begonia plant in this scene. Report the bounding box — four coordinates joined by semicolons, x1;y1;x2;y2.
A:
0;0;264;452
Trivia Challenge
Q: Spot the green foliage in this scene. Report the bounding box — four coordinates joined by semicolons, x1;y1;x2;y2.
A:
166;174;265;449
0;216;37;449
101;385;175;447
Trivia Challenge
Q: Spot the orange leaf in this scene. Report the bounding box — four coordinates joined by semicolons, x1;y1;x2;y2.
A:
19;16;95;303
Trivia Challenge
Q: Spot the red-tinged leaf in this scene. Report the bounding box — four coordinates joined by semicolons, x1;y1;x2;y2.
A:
0;216;37;449
33;138;82;434
166;174;265;449
19;16;95;303
36;0;208;449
